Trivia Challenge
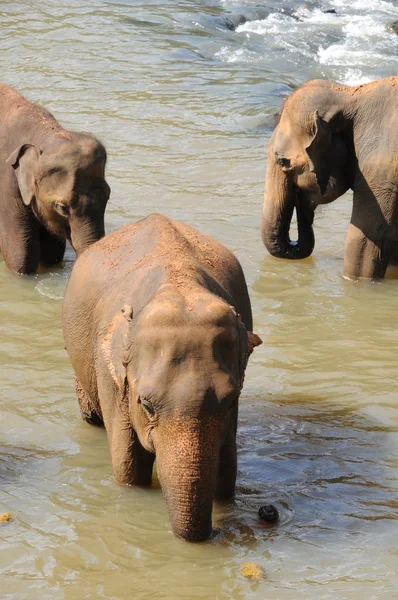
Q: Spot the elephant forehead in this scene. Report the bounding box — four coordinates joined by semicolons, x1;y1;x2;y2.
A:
135;323;235;353
140;295;237;327
191;296;238;326
139;298;186;326
43;138;104;170
277;111;315;145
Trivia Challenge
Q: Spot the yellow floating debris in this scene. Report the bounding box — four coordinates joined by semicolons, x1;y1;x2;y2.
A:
240;562;265;580
0;512;13;524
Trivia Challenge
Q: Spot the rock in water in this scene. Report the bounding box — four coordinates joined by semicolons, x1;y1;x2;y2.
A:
240;562;265;580
387;20;398;35
258;504;279;522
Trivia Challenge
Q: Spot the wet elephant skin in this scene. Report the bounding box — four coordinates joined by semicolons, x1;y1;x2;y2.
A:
0;83;110;274
262;77;398;280
62;213;262;542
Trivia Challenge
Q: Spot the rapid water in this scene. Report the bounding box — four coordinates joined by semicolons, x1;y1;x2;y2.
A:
1;0;397;598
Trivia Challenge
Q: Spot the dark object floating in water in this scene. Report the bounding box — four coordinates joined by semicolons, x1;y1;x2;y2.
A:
258;504;279;522
324;8;337;14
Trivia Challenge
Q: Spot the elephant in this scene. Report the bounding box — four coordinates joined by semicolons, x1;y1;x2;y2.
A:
0;83;110;274
62;213;262;542
261;77;398;280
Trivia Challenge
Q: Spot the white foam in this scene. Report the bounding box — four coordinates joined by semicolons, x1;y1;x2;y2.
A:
236;11;338;36
343;16;391;39
215;46;262;63
35;271;70;300
318;45;387;67
218;0;398;85
339;69;373;86
236;14;288;36
332;0;398;15
318;11;398;79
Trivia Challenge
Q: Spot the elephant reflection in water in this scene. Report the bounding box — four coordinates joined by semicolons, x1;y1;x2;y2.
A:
262;77;398;280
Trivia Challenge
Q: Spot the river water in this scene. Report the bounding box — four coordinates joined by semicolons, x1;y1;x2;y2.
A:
1;0;398;598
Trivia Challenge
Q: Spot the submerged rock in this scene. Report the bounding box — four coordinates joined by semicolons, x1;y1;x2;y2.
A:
224;15;248;31
387;20;398;35
222;7;270;31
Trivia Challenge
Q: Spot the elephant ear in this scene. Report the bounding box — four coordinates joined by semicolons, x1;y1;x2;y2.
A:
236;315;262;391
6;144;41;206
101;304;134;402
305;110;332;196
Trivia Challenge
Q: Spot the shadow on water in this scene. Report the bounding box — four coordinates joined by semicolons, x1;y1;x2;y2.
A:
235;393;397;536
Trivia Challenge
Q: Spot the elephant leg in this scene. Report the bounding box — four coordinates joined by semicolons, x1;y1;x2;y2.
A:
216;440;237;500
95;378;155;487
0;214;40;274
75;377;103;426
216;411;238;500
388;243;398;264
95;370;155;486
39;226;66;266
346;169;397;279
344;223;392;280
106;413;155;487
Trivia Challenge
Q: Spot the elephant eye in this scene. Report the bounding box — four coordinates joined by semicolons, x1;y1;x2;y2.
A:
138;396;156;418
46;167;67;178
54;201;70;218
276;157;291;169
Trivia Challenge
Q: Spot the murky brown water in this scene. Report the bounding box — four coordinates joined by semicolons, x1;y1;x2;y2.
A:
1;0;398;598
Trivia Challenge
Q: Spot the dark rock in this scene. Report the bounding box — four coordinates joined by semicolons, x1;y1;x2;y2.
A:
387;20;398;35
223;15;248;31
222;7;270;31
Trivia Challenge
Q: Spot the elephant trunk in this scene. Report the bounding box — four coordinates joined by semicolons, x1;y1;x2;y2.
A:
261;150;315;260
70;215;105;257
155;416;221;542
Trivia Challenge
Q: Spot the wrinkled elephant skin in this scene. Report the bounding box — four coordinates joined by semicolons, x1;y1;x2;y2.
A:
62;214;262;542
262;77;398;280
0;83;110;274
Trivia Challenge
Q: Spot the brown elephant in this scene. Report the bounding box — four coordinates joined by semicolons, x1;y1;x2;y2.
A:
0;84;110;274
261;77;398;280
62;214;262;542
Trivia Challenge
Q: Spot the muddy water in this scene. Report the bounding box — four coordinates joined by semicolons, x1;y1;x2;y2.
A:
1;0;397;598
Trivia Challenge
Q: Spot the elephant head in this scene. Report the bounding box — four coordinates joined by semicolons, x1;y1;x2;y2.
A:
261;82;353;259
6;133;110;255
105;289;262;542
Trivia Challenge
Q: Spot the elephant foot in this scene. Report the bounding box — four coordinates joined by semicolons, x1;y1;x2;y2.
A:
75;377;103;426
344;224;391;280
